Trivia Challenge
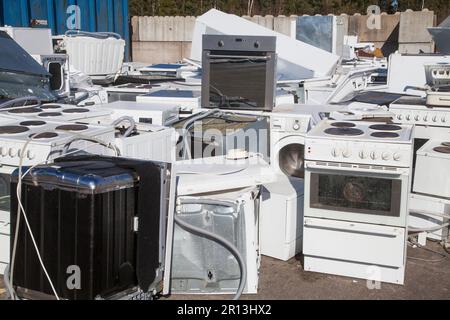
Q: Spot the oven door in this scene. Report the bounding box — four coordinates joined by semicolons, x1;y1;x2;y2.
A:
305;162;410;227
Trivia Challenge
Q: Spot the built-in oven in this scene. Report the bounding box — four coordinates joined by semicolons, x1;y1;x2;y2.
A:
202;35;277;112
304;161;411;227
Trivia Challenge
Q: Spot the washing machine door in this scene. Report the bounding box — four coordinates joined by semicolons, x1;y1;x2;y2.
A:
275;136;306;179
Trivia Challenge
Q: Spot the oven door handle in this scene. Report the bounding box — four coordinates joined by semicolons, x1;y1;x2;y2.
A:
304;219;403;238
206;53;271;61
305;162;405;176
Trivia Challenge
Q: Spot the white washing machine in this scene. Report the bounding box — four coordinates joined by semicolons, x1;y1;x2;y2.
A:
260;175;304;261
270;106;313;179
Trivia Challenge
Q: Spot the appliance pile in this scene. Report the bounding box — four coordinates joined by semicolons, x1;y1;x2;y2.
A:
0;9;449;300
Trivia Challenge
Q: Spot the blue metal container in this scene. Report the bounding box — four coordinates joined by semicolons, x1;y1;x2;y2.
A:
0;0;130;60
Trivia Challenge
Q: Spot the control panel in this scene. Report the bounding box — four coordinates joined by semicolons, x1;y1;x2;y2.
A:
305;138;413;168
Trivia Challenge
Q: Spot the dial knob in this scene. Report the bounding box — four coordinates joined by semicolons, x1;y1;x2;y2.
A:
370;151;378;160
442;117;446;123
342;149;352;158
432;116;438;122
27;150;35;160
9;148;17;157
393;153;401;161
382;152;391;161
406;115;411;121
414;115;420;121
293;121;301;131
331;148;339;157
0;147;7;157
397;114;403;120
423;115;428;122
359;150;368;159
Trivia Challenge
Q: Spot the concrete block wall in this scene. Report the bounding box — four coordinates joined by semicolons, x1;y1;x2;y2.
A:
131;10;436;64
131;16;195;64
398;9;435;54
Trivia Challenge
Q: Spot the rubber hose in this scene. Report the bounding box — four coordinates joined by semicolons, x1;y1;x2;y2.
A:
174;215;247;300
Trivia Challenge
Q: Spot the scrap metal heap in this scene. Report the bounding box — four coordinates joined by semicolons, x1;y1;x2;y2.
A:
0;9;449;300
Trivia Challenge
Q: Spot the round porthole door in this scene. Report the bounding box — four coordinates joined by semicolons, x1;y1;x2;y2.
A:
275;136;305;179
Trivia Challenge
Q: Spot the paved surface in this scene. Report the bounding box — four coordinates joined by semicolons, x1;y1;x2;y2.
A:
1;242;449;300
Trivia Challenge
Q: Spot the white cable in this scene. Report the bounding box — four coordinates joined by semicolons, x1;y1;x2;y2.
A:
10;136;60;300
10;131;120;300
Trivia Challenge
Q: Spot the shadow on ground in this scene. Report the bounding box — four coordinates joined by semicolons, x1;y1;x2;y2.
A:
1;242;449;300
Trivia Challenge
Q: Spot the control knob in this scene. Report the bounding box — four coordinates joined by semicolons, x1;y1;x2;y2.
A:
393;153;401;161
331;148;339;157
432;116;438;123
293;121;301;131
414;115;420;121
27;150;36;160
405;115;411;121
370;151;378;160
9;148;17;157
342;149;352;158
0;147;7;157
382;152;391;161
359;150;368;159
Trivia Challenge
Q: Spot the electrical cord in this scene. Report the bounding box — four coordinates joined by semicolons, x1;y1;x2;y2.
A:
407;238;449;263
173;215;247;301
111;116;136;138
444;245;450;255
10;136;61;300
63;136;121;156
3;264;16;300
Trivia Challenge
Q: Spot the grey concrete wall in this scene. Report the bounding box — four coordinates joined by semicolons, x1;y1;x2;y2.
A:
399;9;435;54
131;10;436;64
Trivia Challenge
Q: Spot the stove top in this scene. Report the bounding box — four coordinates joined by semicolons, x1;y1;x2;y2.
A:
3;103;112;123
417;140;450;159
305;120;414;167
0;119;115;166
308;120;413;143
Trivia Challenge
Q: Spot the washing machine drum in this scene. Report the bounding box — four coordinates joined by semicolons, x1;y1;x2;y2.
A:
279;143;305;179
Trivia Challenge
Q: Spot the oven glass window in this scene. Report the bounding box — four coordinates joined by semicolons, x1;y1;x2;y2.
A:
310;173;401;217
0;173;10;213
209;53;269;110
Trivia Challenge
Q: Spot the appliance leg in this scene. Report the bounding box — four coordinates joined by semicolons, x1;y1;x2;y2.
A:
418;232;427;247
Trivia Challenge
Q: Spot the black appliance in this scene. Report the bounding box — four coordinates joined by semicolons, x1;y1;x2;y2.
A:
202;35;277;111
10;155;172;300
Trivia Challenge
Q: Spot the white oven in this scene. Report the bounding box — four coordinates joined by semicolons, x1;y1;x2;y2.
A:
304;161;411;228
303;161;411;284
